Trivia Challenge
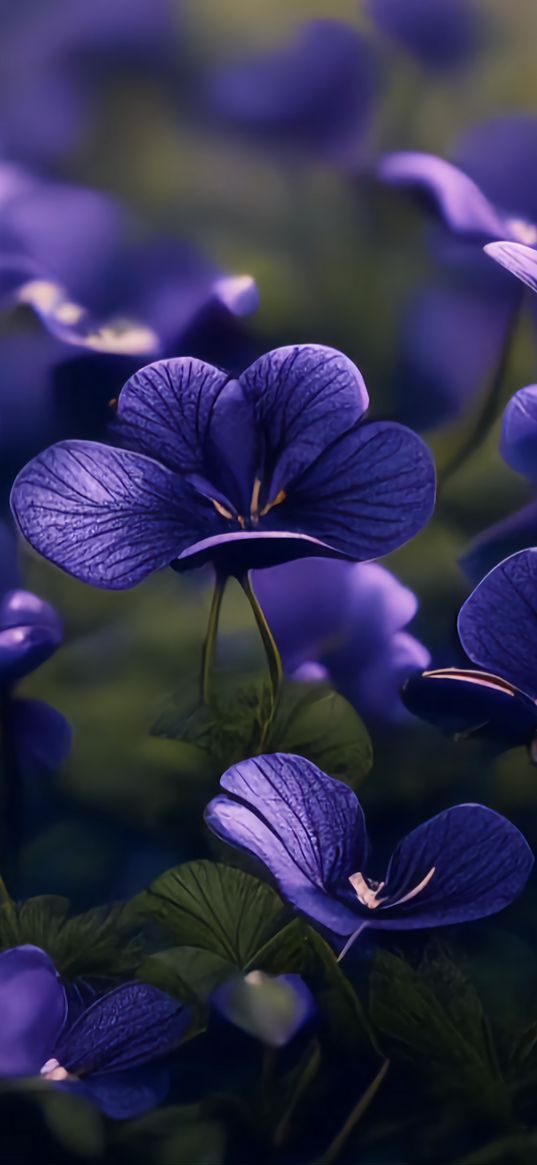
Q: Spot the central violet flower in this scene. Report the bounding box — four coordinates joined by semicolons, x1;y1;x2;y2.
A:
205;753;533;944
10;345;435;587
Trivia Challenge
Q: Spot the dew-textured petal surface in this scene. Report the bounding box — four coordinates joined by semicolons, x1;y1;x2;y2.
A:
378;152;504;238
458;549;537;698
500;385;537;481
114;357;234;475
56;982;191;1075
205;753;366;935
485;241;537;293
281;421;436;560
0;945;67;1076
376;804;533;929
240;344;369;499
11;440;215;588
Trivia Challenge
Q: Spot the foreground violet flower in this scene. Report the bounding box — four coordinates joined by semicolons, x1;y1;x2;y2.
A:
377;116;537;428
204;20;378;166
213;971;315;1048
253;559;430;724
403;548;537;752
0;945;191;1119
461;385;537;580
205;753;533;953
11;345;436;586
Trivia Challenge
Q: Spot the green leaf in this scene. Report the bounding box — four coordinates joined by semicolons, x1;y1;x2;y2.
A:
267;680;372;787
0;883;141;977
127;860;288;967
139;946;235;1005
152;677;372;789
115;1104;226;1165
0;1080;105;1159
370;948;511;1122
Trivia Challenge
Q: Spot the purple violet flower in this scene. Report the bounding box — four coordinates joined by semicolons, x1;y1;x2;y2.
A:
253;559;430;723
365;0;480;71
377;116;537;428
205;753;533;951
10;345;436;587
204;20;378;166
404;548;537;752
0;945;191;1119
213;971;315;1048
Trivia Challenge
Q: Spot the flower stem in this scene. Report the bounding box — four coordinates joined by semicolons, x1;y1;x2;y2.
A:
336;922;368;963
438;293;523;489
200;573;227;705
240;573;283;707
318;1058;390;1165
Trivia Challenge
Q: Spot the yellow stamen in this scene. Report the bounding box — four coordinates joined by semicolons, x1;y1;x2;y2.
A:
211;498;234;521
250;477;262;521
260;488;286;517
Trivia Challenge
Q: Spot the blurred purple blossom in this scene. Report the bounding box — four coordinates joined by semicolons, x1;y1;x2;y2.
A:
0;944;191;1119
404;548;537;751
378;116;537;428
205;752;533;943
253;559;430;724
365;0;480;71
11;345;435;588
204;19;378;166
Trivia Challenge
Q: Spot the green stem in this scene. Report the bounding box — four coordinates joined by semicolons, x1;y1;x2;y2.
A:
438;294;522;489
318;1058;390;1165
200;574;227;705
240;573;283;707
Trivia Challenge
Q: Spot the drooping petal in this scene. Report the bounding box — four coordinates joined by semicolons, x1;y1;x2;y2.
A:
485;241;537;293
394;279;516;429
213;971;315;1047
55;982;191;1077
402;668;537;748
205;753;366;936
239;344;369;502
377;152;505;239
0;945;67;1077
499;385;537;482
16;278;159;357
11;440;216;589
278;421;436;560
10;698;72;776
375;804;533;928
458;549;537;700
461;499;537;584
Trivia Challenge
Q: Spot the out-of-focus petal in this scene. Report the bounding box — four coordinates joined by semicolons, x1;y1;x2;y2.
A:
461;499;537;584
213;971;315;1047
346;630;431;723
10;698;72;776
76;1067;169;1120
499;385;537;482
376;805;534;928
455;115;537;227
366;0;479;70
11;440;218;589
458;549;537;699
378;152;505;239
0;945;67;1077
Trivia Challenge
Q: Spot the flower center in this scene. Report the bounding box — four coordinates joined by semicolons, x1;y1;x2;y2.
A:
40;1057;73;1082
349;866;436;909
209;478;286;530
